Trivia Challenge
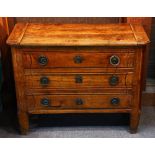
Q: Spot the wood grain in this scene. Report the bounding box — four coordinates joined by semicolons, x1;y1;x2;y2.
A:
15;17;120;24
25;88;133;95
25;73;133;89
7;23;150;46
29;108;131;114
126;17;152;90
11;48;29;134
22;49;136;68
27;94;132;111
8;23;149;134
130;48;143;133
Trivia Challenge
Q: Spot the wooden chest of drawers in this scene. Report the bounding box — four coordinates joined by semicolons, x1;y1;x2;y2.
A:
7;23;149;134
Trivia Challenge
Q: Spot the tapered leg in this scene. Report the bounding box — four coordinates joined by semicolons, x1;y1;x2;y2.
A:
18;111;29;135
129;111;140;134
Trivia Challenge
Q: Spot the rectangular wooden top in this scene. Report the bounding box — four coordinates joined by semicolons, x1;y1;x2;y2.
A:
7;23;150;46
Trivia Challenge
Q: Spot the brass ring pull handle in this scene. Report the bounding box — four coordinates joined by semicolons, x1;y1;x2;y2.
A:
109;76;119;86
75;75;83;83
73;55;83;64
110;97;120;106
40;77;49;85
110;55;120;66
75;98;84;105
38;56;48;66
40;98;50;106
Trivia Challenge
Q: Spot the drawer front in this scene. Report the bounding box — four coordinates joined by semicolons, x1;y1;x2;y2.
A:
22;51;135;68
27;94;132;110
25;73;133;89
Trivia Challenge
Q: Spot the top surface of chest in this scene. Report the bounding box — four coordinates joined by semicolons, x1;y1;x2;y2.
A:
7;23;149;47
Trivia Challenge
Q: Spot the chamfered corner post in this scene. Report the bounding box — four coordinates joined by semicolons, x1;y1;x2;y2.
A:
11;47;29;135
129;47;143;134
